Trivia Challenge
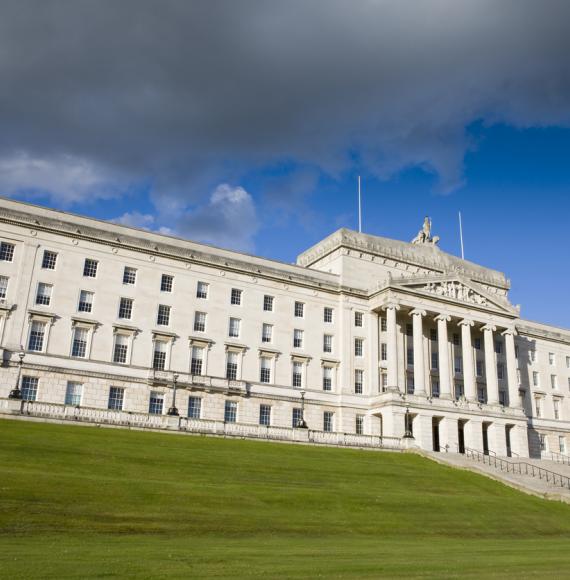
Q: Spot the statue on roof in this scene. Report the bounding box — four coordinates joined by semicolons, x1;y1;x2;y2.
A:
411;216;440;245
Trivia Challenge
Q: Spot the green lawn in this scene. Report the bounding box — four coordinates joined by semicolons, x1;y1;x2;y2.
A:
1;419;570;579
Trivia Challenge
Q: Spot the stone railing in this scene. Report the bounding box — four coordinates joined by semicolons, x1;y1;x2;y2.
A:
0;398;402;451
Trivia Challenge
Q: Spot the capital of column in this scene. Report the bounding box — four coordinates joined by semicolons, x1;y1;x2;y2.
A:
434;313;451;323
481;324;496;333
458;318;475;327
384;302;400;312
410;309;427;318
501;326;517;337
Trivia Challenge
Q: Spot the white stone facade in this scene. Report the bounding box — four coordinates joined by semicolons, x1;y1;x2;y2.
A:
0;198;569;458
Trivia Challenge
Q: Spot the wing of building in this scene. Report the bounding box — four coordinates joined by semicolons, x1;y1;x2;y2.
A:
0;197;569;458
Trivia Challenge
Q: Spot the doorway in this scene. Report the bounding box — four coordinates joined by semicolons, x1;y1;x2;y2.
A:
482;422;490;455
432;417;441;452
505;425;513;457
458;420;466;454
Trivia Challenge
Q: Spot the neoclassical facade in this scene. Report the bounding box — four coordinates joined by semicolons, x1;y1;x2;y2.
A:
0;198;569;458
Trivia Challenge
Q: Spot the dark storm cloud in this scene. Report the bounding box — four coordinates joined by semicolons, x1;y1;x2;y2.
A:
1;1;570;227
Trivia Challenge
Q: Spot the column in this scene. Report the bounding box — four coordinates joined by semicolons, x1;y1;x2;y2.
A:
410;309;426;395
435;314;451;398
482;324;499;405
459;319;476;401
385;303;400;391
368;311;380;396
503;328;520;408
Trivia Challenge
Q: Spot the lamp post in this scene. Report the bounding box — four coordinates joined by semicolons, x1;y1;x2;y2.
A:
403;404;413;439
8;350;25;400
296;388;308;429
167;373;179;416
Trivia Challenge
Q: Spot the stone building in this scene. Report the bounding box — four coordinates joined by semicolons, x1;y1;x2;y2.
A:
0;198;569;458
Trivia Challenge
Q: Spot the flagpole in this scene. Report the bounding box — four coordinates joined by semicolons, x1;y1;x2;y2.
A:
358;176;362;233
459;211;465;259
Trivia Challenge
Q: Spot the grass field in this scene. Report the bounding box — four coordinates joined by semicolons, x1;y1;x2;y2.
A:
1;419;570;579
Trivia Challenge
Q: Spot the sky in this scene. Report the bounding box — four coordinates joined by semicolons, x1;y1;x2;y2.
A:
0;1;569;328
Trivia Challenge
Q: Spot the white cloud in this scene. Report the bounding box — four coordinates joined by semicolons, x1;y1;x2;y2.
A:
114;211;156;230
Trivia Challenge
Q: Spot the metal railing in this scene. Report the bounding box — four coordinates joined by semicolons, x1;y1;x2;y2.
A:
464;447;570;490
549;451;570;466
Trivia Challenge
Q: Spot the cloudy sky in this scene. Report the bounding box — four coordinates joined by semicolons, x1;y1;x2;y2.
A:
1;1;570;326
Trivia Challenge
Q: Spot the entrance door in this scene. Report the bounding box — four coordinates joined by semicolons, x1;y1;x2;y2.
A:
432;418;440;452
505;425;512;457
482;423;490;455
458;421;466;454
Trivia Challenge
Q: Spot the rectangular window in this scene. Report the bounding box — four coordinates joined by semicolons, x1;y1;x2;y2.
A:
406;373;414;395
194;311;207;332
261;323;273;343
21;376;38;401
0;241;15;262
406;324;413;337
226;352;238;380
294;301;304;318
551;374;558;389
549;352;556;366
323;334;333;353
453;333;460;346
455;381;465;400
188;396;202;419
231;288;242;305
381;342;387;362
78;290;94;313
196;281;209;299
517;368;522;385
559;436;566;454
476;359;483;377
554;399;561;420
35;282;52;306
356;414;364;435
497;363;504;380
477;386;486;404
499;390;506;406
354;338;364;357
474;337;481;350
113;334;129;364
324;307;333;323
431;351;439;370
431;378;440;398
41;250;57;270
123;266;137;285
190;346;204;375
323;411;334;433
71;327;88;358
263;295;274;312
65;381;82;406
0;275;8;299
535;397;542;418
495;340;503;354
354;369;364;394
293;329;304;349
153;341;167;370
407;348;414;367
533;371;540;387
380;316;386;332
292;361;303;387
566;356;570;369
381;373;388;392
292;408;302;428
322;366;332;391
28;320;46;351
539;434;547;451
529;350;536;363
430;328;438;342
161;274;174;293
118;297;133;319
259;404;271;426
455;356;463;374
83;258;98;278
224;400;237;423
156;304;171;326
149;391;164;415
228;317;241;338
260;357;271;383
355;311;363;327
108;386;124;410
515;344;520;358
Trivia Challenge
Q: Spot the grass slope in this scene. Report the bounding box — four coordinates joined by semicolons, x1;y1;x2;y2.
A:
1;419;570;579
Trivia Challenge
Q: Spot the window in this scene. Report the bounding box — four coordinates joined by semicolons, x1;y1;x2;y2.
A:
455;356;463;375
108;387;124;410
568;377;570;391
477;386;486;404
406;373;414;394
190;346;204;375
293;329;304;349
231;288;242;305
41;250;57;270
153;341;167;370
474;337;481;350
407;348;414;367
21;376;38;401
188;397;202;419
430;328;438;342
324;307;333;323
292;362;303;387
559;436;566;454
224;400;237;423
323;334;333;353
0;275;7;299
323;411;334;432
554;399;561;420
535;397;542;418
431;351;439;370
194;311;207;332
28;321;46;351
196;281;209;299
529;349;536;363
549;352;556;366
261;323;273;343
533;371;540;387
161;274;174;293
380;316;387;332
226;352;238;380
71;327;88;358
356;414;364;435
149;391;164;415
539;434;547;452
292;408;302;428
380;373;388;392
566;356;570;369
455;381;464;400
453;333;460;346
476;360;483;377
381;342;387;362
499;390;506;406
118;297;133;320
354;338;364;357
431;378;440;398
83;258;98;277
497;363;504;381
354;311;363;327
157;304;171;326
322;366;332;391
0;241;15;262
78;290;94;313
65;382;82;406
263;295;274;312
113;334;129;364
260;357;271;383
228;317;241;338
494;340;503;355
355;369;363;394
123;266;137;285
406;324;413;337
259;404;271;426
517;368;522;385
294;301;304;317
515;345;520;358
35;283;52;306
551;374;558;390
